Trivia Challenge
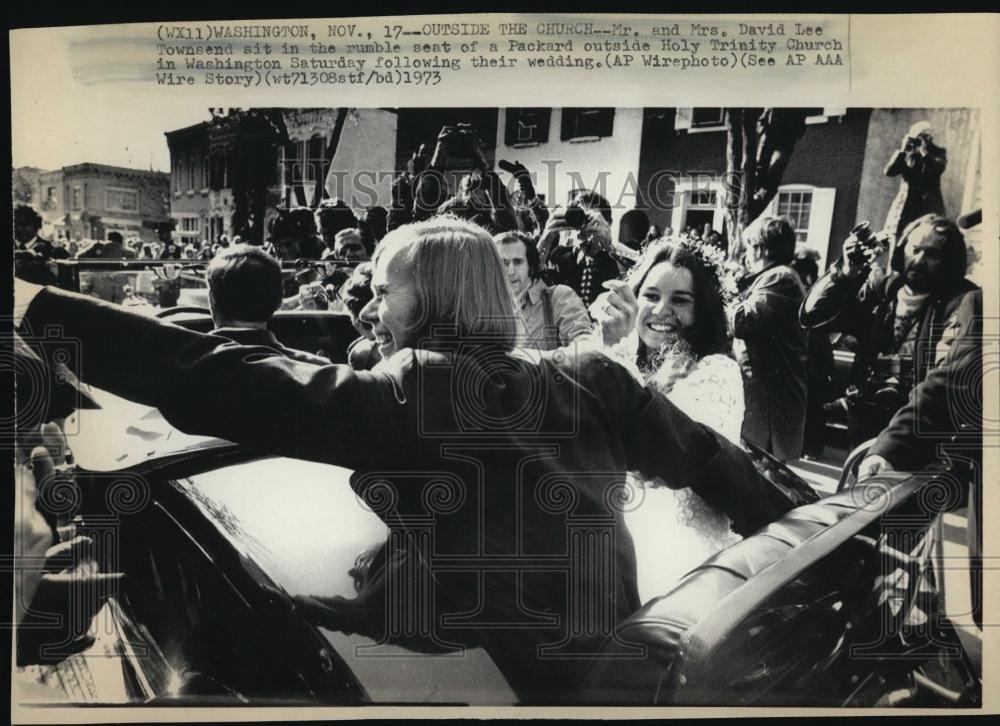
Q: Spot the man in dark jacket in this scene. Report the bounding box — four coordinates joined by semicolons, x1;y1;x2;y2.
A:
540;203;622;308
800;214;979;446
75;231;138;260
207;244;329;365
14;204;69;261
14;204;69;285
859;289;983;629
732;217;809;462
14;217;796;704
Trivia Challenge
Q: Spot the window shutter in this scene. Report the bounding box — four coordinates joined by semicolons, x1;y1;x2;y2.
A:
561;108;615;140
505;108;551;146
807;187;836;270
535;109;552;143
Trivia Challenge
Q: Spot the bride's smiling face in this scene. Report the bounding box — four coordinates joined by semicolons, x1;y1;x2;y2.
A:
636;261;697;351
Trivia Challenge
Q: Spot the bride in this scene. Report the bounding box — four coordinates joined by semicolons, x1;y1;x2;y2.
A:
590;237;746;602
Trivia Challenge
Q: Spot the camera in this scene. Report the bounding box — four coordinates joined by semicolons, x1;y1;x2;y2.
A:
563;205;588;230
436;123;479;167
823;353;913;428
846;221;891;267
867;353;912;411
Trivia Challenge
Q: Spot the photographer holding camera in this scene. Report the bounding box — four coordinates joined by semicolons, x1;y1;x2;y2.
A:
883;121;947;243
799;214;979;447
389;124;518;235
538;196;623;308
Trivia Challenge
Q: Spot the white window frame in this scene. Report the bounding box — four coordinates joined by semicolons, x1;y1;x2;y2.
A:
562;108;614;143
765;184;836;269
805;107;847;125
670;177;728;234
674;108;728;134
172;213;202;239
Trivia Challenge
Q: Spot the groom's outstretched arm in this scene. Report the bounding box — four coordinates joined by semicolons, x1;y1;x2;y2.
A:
594;357;796;537
16;284;409;469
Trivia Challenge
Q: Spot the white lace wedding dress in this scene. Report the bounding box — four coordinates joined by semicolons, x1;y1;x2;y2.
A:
594;330;747;604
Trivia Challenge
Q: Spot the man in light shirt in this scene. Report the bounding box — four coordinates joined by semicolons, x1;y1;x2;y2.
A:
494;231;591;351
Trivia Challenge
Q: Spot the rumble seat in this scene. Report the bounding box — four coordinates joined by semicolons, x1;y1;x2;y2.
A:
576;473;944;705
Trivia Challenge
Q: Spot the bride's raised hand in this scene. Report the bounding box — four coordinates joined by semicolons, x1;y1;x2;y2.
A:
592;279;638;347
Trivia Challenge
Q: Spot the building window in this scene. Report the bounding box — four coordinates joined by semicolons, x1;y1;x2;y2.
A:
767;185;837;269
504;108;552;146
691;108;726;128
669;178;727;236
202;156;210;190
674;108;728;133
775;190;813;243
689;189;717;207
210;154;231;189
173;159;183;193
106;187;139;213
805;107;848;125
187;157;196;191
71;186;83;211
560;108;615;141
180;217;200;236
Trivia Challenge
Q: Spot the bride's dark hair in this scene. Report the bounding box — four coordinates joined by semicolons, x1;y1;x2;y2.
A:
630;240;733;365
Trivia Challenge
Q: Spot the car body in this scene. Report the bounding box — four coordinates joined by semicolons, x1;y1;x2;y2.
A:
13;267;979;708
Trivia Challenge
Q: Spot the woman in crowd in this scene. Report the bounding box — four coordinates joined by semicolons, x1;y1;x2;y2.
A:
593;237;745;598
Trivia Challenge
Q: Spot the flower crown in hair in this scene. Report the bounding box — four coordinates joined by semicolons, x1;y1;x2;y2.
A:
633;236;740;303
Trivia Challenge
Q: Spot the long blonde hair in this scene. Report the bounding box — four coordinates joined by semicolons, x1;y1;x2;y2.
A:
375;217;519;352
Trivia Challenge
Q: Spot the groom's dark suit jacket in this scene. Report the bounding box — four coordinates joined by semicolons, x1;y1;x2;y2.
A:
21;286;792;703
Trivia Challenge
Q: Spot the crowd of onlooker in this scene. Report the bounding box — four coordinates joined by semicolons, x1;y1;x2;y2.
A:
13;120;983;469
11;118;986;681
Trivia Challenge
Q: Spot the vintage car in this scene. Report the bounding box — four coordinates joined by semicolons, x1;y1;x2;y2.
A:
12;262;980;708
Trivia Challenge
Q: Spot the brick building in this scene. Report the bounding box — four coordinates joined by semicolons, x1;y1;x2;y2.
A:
161;107;981;276
634;107;982;273
164;109;398;246
23;163;170;244
164;114;284;247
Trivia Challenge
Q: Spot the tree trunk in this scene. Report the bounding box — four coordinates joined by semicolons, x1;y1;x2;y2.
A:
724;108;759;262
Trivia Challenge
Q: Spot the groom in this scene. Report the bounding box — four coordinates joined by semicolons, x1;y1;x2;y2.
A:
14;217;794;703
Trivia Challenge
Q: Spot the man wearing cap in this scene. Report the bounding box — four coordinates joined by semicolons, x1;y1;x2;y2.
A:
14;205;68;261
14;205;69;284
